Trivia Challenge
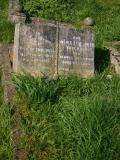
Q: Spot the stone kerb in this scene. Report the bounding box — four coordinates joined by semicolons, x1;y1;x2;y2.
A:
9;0;26;23
0;43;13;67
0;43;27;160
0;43;14;102
109;47;120;74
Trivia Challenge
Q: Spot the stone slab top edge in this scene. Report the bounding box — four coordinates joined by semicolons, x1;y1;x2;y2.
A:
14;18;94;37
9;0;95;36
9;1;94;34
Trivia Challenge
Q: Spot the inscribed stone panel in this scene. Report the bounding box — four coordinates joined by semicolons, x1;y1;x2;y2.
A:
14;22;56;76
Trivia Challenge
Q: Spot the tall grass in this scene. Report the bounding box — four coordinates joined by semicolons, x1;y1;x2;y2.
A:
0;0;14;43
13;73;120;160
0;104;12;160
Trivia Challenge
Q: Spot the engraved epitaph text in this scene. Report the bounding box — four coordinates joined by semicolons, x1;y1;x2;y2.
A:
14;22;94;77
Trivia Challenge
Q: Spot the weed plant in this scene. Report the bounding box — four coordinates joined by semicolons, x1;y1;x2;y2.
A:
13;73;120;160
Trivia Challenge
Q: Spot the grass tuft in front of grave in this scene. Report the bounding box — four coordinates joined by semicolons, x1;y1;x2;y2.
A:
12;73;120;160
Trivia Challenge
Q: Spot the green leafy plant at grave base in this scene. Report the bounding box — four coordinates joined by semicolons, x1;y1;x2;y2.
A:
13;73;120;160
12;73;66;105
0;0;14;43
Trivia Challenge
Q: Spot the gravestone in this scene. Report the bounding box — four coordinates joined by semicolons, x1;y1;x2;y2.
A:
14;22;56;76
13;22;94;78
59;26;94;77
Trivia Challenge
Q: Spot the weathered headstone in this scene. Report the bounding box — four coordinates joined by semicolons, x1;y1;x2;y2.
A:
59;26;94;77
14;22;56;76
13;22;94;78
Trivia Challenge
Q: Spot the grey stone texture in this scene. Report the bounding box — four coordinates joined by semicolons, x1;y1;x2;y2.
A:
13;22;95;78
83;17;95;26
109;47;120;74
0;43;14;102
9;0;26;22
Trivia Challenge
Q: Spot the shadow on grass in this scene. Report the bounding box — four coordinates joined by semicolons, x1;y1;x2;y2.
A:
95;48;110;73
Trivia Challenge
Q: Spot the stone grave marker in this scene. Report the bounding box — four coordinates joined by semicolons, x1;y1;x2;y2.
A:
59;26;94;77
13;22;94;77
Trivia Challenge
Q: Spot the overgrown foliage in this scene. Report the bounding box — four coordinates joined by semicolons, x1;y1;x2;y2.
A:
13;73;120;160
21;0;120;46
0;1;120;159
21;0;79;21
0;0;14;43
20;0;101;22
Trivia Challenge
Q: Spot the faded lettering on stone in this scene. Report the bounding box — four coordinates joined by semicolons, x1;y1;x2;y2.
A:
58;27;94;74
14;22;94;77
16;23;56;74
